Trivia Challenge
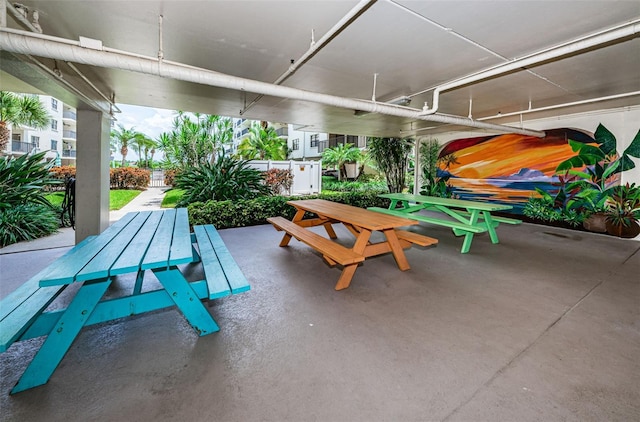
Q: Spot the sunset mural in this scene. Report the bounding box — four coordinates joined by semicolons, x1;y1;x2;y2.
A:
438;128;596;213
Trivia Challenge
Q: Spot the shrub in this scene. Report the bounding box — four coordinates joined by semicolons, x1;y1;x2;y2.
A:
0;151;59;210
110;167;150;189
175;155;270;207
164;169;179;187
48;165;76;191
188;191;390;228
0;203;60;247
263;168;293;195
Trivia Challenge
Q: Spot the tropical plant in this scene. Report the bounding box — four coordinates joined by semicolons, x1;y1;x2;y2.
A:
0;91;50;151
0;151;59;209
110;124;140;166
131;133;157;168
0;203;60;247
419;138;453;197
236;123;289;161
603;183;640;236
322;143;363;181
263;168;294;195
557;123;640;213
159;112;234;170
366;137;414;193
174;154;271;206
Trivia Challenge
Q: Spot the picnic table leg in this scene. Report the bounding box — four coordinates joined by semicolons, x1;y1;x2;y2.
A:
334;229;371;290
459;210;481;253
11;278;112;394
153;267;220;335
483;211;500;244
382;229;411;271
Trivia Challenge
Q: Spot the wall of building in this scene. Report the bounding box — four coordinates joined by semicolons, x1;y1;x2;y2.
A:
429;106;640;185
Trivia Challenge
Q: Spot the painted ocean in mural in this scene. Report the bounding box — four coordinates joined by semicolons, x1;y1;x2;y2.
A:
437;128;597;214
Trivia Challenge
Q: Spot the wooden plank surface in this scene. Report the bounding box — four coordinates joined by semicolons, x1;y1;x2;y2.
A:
76;212;151;281
203;225;250;294
39;213;139;286
193;225;231;299
110;211;164;275
287;199;418;231
379;193;513;211
169;207;194;266
142;208;177;269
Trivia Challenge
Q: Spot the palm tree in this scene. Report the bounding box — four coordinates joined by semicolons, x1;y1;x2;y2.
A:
0;91;50;152
110;124;138;166
236;123;288;160
322;143;362;180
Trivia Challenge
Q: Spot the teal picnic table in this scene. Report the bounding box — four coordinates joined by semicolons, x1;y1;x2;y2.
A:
1;208;249;394
371;193;521;253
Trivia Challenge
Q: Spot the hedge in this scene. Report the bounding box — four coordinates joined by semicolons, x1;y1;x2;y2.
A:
187;191;391;229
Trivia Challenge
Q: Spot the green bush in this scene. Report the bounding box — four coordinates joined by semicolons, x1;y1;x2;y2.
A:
110;167;150;189
175;155;270;206
188;191;391;228
0;204;60;247
0;151;60;210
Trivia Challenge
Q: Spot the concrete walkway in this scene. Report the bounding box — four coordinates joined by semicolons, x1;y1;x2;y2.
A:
0;187;167;255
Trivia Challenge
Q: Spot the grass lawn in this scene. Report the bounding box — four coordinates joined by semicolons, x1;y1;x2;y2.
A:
161;189;184;208
45;190;143;211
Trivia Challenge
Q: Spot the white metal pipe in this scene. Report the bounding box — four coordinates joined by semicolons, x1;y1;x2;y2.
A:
0;29;545;137
477;91;640;121
65;61;121;113
419;19;640;115
6;1;38;32
241;0;376;115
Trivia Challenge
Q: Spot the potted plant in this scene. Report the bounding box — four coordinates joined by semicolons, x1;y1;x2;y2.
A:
604;183;640;238
556;124;640;232
322;143;363;181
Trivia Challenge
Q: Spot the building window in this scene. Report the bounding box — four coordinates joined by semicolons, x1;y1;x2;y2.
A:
310;134;319;148
292;139;299;151
31;136;40;146
51;119;58;130
51;140;58;150
51;98;58;110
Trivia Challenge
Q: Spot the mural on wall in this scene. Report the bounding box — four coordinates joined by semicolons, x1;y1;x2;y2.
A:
437;128;598;214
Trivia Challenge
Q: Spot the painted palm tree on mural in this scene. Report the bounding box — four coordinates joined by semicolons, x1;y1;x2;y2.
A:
0;91;50;152
236;123;289;161
110;124;139;166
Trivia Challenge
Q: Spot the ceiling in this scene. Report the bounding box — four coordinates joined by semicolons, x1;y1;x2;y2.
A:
1;0;639;138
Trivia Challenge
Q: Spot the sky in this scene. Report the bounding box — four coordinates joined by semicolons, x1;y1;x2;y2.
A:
111;104;177;161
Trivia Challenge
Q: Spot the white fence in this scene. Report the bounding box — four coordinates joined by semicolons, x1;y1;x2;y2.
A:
247;160;322;195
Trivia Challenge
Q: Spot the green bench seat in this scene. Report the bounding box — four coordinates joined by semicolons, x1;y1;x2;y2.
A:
368;207;485;234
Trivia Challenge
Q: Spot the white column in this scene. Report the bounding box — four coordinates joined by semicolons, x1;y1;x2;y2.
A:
75;109;110;243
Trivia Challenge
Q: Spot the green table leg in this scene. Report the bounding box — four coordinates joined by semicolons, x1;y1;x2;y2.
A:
483;211;500;244
153;267;219;335
11;278;112;394
459;210;481;254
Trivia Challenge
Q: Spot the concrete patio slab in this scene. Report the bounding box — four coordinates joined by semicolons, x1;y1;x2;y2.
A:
0;220;638;422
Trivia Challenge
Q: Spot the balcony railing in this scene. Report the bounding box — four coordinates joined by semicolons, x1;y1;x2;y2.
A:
63;130;76;140
63;111;77;120
62;150;77;158
11;141;36;154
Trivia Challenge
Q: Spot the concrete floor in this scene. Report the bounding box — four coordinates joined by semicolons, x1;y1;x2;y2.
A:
0;221;639;422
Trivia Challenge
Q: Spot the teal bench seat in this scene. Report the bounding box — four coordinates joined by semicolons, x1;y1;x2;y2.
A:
0;236;96;353
192;224;251;299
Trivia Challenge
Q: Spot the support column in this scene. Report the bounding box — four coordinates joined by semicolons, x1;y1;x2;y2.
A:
75;109;110;243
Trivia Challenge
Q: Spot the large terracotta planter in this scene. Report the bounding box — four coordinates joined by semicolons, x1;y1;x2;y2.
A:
605;220;640;238
582;213;608;233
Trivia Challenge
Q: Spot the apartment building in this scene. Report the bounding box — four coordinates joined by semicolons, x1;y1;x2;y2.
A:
4;94;77;167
